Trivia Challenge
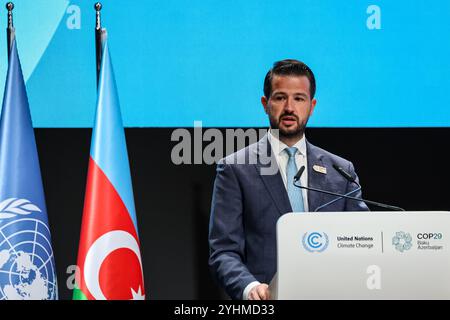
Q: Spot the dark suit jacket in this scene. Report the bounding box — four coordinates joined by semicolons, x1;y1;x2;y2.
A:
208;135;369;300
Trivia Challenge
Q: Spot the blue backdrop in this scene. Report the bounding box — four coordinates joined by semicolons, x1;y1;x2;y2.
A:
0;0;449;127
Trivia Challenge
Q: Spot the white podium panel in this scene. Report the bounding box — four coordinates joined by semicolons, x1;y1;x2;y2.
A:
275;212;450;300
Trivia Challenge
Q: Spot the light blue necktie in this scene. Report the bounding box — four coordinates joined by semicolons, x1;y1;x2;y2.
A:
285;147;305;212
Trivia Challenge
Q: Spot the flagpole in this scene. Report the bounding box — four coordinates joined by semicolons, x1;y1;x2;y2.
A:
6;2;15;61
95;2;106;86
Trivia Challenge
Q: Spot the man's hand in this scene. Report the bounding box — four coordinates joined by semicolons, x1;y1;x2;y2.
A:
248;283;270;300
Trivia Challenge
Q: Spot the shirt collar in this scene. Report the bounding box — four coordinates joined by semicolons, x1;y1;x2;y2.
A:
268;129;307;157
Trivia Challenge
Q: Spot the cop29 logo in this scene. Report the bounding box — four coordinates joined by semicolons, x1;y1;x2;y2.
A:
392;231;413;253
302;232;329;253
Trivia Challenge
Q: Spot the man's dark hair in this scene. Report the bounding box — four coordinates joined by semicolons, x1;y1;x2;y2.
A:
264;59;316;99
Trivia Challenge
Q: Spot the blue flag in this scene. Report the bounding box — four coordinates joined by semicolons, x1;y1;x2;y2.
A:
0;40;58;300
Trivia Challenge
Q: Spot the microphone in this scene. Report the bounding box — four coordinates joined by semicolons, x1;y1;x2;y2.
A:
314;165;361;212
333;164;356;183
294;165;306;182
293;166;405;211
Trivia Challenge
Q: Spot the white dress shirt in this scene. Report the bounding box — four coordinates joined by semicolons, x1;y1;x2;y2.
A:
243;131;309;300
267;130;309;211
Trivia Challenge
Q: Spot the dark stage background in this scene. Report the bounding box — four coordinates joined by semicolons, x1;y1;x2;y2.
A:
35;128;450;300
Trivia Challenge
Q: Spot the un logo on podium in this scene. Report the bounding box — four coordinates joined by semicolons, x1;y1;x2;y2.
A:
302;232;330;253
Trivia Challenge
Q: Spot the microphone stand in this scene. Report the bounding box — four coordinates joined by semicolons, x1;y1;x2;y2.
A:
293;166;405;212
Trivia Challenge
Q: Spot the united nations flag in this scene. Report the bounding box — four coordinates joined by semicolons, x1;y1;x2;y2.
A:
0;39;58;300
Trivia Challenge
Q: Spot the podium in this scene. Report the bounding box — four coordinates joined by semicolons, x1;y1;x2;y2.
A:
271;212;450;300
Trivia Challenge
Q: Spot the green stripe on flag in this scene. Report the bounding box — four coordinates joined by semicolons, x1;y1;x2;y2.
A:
73;286;88;300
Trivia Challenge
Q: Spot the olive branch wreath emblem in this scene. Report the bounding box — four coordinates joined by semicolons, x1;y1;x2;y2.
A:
0;198;42;221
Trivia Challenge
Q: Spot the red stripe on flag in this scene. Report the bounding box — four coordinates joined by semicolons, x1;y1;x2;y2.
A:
75;157;144;300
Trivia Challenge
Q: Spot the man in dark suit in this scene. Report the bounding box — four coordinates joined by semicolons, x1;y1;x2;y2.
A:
208;59;369;300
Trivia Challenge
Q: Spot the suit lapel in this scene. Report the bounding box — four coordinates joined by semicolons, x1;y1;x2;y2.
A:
255;135;293;216
307;142;328;212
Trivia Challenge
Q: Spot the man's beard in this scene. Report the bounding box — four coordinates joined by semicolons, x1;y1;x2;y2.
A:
269;114;307;138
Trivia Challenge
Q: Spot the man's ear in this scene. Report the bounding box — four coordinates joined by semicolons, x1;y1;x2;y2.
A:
261;96;269;114
309;98;317;116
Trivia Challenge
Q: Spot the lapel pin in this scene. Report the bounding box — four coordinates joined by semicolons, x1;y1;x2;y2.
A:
313;165;327;175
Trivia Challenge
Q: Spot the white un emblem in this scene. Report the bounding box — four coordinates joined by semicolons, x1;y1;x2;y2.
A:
0;199;58;300
302;232;330;253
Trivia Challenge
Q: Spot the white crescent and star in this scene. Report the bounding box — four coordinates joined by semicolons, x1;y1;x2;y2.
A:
83;230;145;300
